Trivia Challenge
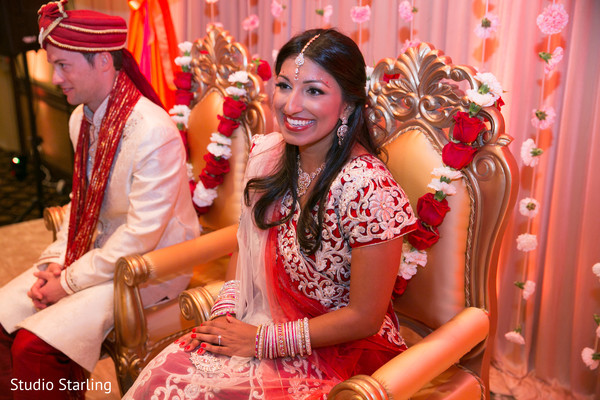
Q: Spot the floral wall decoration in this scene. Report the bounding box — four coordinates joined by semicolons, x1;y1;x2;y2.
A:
582;263;600;370
505;1;569;346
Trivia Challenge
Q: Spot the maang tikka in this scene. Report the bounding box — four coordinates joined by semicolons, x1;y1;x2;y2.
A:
294;33;321;80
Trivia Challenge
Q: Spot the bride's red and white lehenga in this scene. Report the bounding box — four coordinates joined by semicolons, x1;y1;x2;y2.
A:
124;132;416;399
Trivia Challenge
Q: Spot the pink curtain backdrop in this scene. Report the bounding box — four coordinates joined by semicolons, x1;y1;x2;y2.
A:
74;0;600;398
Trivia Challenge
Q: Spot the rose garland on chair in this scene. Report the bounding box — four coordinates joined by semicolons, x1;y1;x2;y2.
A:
393;72;504;297
169;41;271;217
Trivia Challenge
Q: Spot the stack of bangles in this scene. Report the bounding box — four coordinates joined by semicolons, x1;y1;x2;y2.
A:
255;317;312;360
209;280;240;320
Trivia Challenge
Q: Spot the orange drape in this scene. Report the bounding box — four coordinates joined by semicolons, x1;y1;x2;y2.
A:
127;0;178;110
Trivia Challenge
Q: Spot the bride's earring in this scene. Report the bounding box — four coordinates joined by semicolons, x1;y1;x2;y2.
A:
337;115;349;146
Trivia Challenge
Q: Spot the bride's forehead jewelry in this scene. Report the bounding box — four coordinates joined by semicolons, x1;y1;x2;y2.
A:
294;33;321;80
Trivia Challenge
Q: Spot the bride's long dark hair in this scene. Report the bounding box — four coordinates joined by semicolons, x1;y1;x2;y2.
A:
244;28;383;255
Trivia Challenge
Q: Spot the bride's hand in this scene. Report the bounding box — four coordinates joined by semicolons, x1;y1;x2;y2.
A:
176;314;257;357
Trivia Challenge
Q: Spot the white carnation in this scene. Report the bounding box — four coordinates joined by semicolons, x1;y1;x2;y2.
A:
428;179;457;196
432;166;462;181
225;86;247;98
466;88;495;107
210;133;232;146
474;72;503;99
174;56;192;67
178;41;193;55
193;182;218;207
399;262;418;280
228;71;250;84
207;143;232;159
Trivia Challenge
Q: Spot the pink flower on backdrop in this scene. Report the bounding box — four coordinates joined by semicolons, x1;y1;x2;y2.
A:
540;46;564;74
401;38;421;54
516;233;537;252
398;1;413;22
474;12;499;39
323;5;333;24
350;5;371;24
519;197;540;218
505;331;525;345
581;348;600;370
536;3;569;35
531;105;556;130
520;138;543;167
271;0;284;18
242;14;260;31
522;280;536;300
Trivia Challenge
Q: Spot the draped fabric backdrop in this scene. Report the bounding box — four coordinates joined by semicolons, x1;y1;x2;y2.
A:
72;1;600;398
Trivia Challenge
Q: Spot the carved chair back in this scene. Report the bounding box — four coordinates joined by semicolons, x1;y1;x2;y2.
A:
368;42;518;386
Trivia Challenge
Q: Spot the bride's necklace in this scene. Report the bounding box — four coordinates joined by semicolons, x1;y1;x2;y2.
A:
297;155;325;197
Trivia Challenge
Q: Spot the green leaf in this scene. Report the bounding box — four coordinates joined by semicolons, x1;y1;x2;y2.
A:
538;51;552;63
434;191;446;202
315;8;324;16
514;281;525;289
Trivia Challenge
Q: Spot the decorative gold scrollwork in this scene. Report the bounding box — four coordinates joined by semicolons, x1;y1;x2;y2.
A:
191;24;267;139
369;42;509;151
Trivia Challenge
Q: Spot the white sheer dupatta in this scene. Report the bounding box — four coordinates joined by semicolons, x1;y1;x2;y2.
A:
234;132;285;327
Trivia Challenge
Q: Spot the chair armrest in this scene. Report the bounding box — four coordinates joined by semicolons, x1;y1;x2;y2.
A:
328;307;489;400
113;224;238;348
179;281;224;325
144;224;238;281
43;206;67;241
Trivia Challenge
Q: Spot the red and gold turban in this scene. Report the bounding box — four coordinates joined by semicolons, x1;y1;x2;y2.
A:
38;0;128;52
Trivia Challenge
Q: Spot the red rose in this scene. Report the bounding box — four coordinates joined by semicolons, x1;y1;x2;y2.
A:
222;97;247;120
175;89;194;105
193;203;210;215
442;141;477;170
217;115;240;137
452;112;486;144
417;193;451;227
383;73;400;83
256;60;272;81
406;220;440;250
392;276;408;298
199;170;224;189
495;97;505;110
204;153;230;175
174;71;193;91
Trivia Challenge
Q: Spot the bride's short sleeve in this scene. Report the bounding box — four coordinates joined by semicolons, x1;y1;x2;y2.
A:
335;156;417;248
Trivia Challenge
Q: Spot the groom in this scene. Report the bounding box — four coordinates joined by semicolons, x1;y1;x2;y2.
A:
0;1;199;399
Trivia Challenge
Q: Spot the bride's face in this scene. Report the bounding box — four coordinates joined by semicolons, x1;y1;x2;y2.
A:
273;56;348;154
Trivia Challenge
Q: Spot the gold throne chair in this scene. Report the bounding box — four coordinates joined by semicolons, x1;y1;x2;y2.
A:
327;43;518;399
44;24;270;395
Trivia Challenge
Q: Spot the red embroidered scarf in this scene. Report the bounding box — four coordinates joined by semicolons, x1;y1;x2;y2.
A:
64;71;141;267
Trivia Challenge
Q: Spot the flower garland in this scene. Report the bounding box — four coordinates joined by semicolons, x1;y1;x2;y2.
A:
393;71;504;297
169;41;271;217
506;1;569;347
